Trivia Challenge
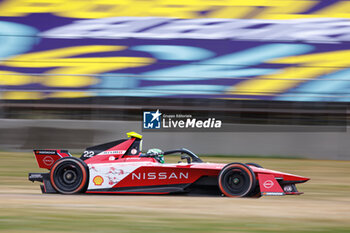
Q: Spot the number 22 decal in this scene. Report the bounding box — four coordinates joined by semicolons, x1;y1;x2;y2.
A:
83;151;95;157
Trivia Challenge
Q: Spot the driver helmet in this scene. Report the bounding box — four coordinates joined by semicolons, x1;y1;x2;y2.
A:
146;148;164;163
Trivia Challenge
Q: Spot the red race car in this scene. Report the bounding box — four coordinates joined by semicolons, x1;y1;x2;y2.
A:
29;132;309;197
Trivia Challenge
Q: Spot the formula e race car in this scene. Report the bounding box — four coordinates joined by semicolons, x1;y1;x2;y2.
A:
29;132;309;197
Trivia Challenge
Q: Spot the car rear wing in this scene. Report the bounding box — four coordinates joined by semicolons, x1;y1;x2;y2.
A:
33;149;71;169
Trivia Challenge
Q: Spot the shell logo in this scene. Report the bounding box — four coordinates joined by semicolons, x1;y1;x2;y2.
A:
93;176;104;185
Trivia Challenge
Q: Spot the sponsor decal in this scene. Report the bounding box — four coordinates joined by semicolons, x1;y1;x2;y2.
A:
93;176;104;186
98;150;126;155
126;157;142;161
143;109;162;129
262;192;285;196
88;165;136;190
131;149;138;155
42;156;54;166
263;180;274;189
37;150;56;155
132;172;189;180
108;156;115;161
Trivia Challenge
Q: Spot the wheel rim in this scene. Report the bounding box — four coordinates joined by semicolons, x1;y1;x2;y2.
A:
53;161;84;193
222;168;251;196
62;169;78;184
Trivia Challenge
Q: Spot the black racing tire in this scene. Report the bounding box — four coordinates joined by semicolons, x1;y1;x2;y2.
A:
246;162;263;168
218;162;256;197
50;157;89;194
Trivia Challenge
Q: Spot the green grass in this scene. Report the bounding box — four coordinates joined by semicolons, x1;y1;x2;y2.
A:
1;209;349;233
0;152;349;233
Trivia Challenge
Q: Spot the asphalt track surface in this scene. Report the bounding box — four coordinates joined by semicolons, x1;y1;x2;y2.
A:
0;153;349;232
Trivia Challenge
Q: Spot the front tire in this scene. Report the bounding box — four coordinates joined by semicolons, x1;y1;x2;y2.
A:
218;162;256;197
50;157;89;194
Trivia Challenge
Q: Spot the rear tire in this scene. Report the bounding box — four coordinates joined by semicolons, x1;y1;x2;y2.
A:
246;162;263;168
218;163;256;197
50;157;89;194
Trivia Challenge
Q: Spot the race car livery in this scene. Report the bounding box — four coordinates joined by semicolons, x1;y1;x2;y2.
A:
29;132;309;197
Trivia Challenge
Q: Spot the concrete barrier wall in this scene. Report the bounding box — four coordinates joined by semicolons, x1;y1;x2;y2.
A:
0;119;348;160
